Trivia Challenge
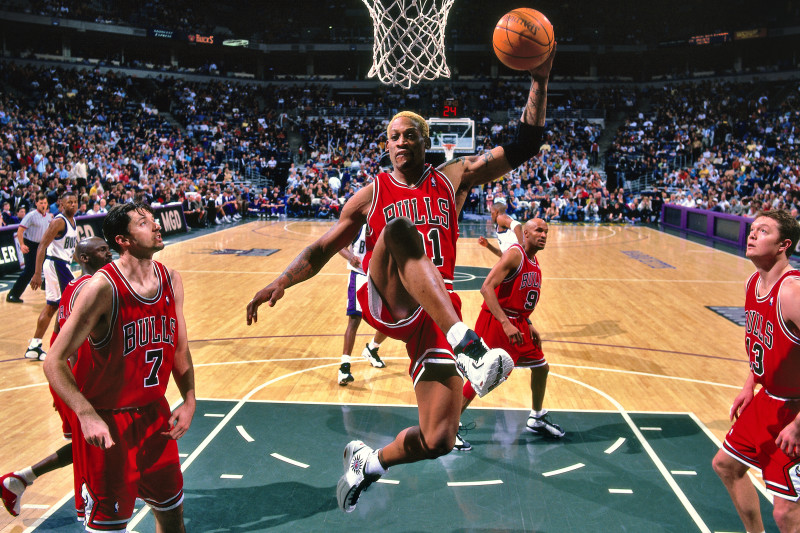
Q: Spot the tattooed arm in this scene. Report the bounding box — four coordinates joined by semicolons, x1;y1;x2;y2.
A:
439;46;555;211
246;185;371;324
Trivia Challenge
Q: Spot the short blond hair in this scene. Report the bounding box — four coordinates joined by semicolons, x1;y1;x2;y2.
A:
387;111;429;139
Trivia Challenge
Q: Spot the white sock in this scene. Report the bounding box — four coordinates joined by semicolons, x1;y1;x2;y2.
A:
445;322;470;348
530;409;546;419
364;449;387;476
368;339;381;350
28;338;42;349
15;467;36;485
341;354;351;364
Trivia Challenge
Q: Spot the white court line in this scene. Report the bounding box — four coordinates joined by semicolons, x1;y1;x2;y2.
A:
609;488;633;494
127;362;337;530
605;437;626;454
21;492;74;533
542;463;585;477
0;382;49;393
553;364;741;390
271;453;309;469
179;453;188;458
551;372;712;533
640;427;662;431
204;413;225;418
236;425;255;442
22;504;50;510
447;480;503;487
671;471;697;476
688;412;772;503
376;478;400;485
220;474;243;479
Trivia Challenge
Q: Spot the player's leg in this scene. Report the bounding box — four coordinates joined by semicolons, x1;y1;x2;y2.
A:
370;217;512;396
526;362;564;437
362;330;388;368
379;364;463;466
711;449;764;532
152;505;186;533
25;302;56;360
772;497;800;532
1;443;74;516
338;315;360;385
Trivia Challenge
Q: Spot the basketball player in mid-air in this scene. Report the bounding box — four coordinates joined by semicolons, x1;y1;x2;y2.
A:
246;48;555;513
44;203;195;532
454;218;563;452
477;200;523;257
1;237;112;519
712;210;800;532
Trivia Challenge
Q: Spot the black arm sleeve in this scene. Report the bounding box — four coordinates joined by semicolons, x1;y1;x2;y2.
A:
502;122;545;169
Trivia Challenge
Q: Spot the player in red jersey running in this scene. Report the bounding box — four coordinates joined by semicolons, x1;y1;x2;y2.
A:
1;237;111;519
44;203;195;533
247;49;555;513
712;209;800;532
453;218;563;451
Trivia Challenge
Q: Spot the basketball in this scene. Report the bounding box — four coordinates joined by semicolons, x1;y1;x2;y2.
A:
493;8;554;71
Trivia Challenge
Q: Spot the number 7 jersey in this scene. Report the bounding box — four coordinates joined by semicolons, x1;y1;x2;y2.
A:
364;164;458;285
744;269;800;398
82;261;178;410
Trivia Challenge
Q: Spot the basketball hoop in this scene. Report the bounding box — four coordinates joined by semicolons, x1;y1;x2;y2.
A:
442;143;456;162
362;0;455;88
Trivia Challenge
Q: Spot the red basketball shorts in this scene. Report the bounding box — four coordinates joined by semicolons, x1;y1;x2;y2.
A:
723;388;800;501
74;397;184;531
357;273;462;386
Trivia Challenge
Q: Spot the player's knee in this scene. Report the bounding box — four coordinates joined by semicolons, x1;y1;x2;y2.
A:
421;429;456;459
384;217;425;258
772;500;799;530
711;450;739;480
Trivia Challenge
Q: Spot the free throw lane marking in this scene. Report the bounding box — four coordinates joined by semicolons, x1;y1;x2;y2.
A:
639;427;662;431
609;488;633;494
671;470;697;476
220;474;243;479
376;479;400;485
236;425;255;442
270;452;309;468
204;413;225;418
447;480;504;487
605;437;626;454
542;463;585;477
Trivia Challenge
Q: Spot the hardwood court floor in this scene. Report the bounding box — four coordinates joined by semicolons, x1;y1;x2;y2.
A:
0;220;756;531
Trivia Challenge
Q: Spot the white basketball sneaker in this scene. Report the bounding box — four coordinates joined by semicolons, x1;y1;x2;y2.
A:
453;330;513;397
336;440;381;512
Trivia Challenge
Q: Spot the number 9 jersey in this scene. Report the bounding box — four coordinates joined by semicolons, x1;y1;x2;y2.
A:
81;261;178;410
744;269;800;399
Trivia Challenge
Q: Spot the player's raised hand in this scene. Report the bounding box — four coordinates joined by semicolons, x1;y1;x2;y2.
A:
79;411;115;449
246;282;285;325
529;41;556;82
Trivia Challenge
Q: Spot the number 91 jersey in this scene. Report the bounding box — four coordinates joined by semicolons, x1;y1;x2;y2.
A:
82;261;178;410
744;269;800;398
363;165;458;285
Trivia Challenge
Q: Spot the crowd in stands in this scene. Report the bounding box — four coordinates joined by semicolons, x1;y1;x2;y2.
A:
1;58;799;234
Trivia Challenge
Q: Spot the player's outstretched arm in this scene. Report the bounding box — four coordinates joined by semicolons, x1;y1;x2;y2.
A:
246;185;371;324
478;235;502;258
165;269;195;440
480;246;526;345
775;278;800;455
43;275;115;448
440;45;555;204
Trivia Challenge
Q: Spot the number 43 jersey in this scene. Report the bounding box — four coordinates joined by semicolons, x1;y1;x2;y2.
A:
83;261;178;410
745;269;800;398
364;164;459;285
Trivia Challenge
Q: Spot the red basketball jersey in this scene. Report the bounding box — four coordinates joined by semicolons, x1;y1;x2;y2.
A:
364;164;458;284
745;269;800;398
56;273;93;383
481;243;542;320
83;261;177;409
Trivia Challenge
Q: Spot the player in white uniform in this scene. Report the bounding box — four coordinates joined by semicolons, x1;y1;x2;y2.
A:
337;225;387;384
478;200;523;257
24;192;79;360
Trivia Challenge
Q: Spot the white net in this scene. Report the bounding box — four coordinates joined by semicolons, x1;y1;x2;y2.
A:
362;0;455;88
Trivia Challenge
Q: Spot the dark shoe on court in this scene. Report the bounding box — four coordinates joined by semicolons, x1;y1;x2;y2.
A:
337;440;381;512
338;363;354;385
24;346;45;361
453;433;472;451
1;472;27;517
5;294;22;303
526;412;565;438
361;344;385;368
454;329;513;397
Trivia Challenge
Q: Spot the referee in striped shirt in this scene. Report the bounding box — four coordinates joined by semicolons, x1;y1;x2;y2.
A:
6;194;53;303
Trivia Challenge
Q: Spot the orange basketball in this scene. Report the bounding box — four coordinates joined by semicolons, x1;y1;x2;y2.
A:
493;8;554;71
